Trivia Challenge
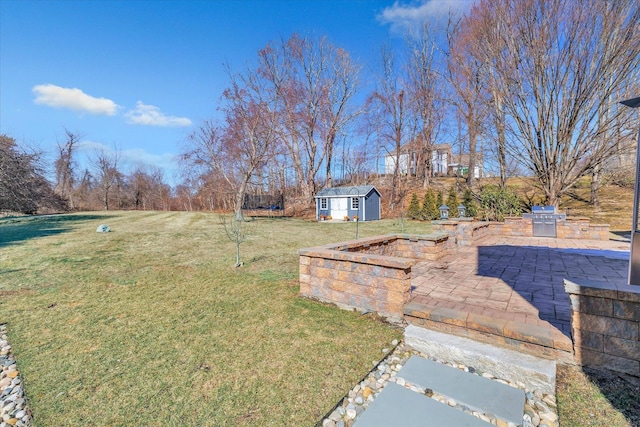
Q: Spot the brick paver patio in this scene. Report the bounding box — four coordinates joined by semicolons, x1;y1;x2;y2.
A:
407;235;630;356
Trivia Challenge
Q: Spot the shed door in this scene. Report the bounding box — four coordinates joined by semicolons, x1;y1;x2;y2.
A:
331;198;348;219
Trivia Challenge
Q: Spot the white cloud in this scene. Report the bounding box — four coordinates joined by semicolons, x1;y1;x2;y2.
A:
33;84;119;115
377;0;475;33
125;101;192;127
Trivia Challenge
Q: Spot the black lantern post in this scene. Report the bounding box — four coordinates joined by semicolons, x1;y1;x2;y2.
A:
458;204;466;218
620;96;640;285
439;205;449;220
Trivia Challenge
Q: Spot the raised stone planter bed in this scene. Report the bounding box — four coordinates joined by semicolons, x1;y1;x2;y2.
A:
299;233;454;323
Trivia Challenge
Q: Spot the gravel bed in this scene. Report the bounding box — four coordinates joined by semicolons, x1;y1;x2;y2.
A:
321;340;559;427
0;324;31;427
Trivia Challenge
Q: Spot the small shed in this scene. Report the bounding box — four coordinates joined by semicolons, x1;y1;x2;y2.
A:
315;185;381;221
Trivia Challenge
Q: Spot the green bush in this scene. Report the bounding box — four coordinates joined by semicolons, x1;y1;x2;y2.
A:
462;188;479;218
421;188;439;220
478;185;523;221
407;193;422;219
446;186;460;218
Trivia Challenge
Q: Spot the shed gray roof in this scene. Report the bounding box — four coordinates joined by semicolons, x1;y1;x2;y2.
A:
315;185;380;198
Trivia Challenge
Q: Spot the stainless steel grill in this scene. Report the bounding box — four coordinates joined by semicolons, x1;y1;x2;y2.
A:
523;206;566;237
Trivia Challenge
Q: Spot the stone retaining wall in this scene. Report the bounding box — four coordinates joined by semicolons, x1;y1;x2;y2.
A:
564;278;640;376
299;234;453;322
433;216;610;242
431;220;492;246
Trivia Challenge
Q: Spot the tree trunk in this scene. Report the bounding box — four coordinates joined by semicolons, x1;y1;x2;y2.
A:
422;146;432;189
493;91;507;188
466;119;477;187
325;130;335;188
590;165;602;207
234;173;251;222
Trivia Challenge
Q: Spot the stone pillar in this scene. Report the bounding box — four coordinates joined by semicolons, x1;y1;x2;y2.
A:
564;278;640;376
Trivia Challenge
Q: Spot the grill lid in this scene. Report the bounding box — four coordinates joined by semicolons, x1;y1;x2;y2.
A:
531;205;556;214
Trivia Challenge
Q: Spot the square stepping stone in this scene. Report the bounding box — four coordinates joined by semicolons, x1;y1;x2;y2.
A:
354;382;492;427
398;356;525;425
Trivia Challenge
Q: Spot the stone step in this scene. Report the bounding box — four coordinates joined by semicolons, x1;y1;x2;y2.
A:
405;325;557;394
404;298;573;362
353;382;493;427
398;355;525;425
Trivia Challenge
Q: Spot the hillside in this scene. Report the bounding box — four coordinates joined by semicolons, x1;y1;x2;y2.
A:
368;176;635;232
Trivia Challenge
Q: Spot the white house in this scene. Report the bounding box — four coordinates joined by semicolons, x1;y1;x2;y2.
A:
384;144;453;176
384;144;482;178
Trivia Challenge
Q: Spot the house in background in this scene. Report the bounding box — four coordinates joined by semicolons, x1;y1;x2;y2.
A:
432;144;451;175
448;153;483;179
384;143;482;178
315;185;381;221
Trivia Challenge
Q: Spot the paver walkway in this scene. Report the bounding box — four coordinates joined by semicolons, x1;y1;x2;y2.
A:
407;235;630;353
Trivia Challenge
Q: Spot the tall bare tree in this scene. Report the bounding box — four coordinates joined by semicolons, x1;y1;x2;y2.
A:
468;0;640;206
446;18;486;187
406;23;445;188
466;8;510;187
183;62;279;220
258;34;360;199
367;45;411;210
54;129;80;209
91;148;121;211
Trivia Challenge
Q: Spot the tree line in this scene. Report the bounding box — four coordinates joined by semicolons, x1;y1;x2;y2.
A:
2;0;639;216
181;0;640;219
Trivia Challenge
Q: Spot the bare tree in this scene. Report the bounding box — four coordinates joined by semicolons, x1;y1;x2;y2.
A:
128;164;167;210
468;6;512;188
219;214;253;268
223;66;279;221
367;45;412;211
406;23;446;188
0;135;67;214
183;61;279;221
91;148;121;211
446;17;486;187
258;34;361;199
54;129;80;209
74;168;95;210
468;0;640;206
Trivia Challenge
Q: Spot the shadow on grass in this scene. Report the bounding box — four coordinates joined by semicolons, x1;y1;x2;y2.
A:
584;367;640;426
0;214;112;247
244;214;294;221
558;363;640;427
582;367;640;426
610;230;631;241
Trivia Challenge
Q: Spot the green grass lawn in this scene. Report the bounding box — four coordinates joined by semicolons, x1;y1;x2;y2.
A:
0;212;431;426
3;211;636;426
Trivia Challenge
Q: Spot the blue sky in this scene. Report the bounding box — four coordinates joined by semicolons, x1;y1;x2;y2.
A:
0;0;473;184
